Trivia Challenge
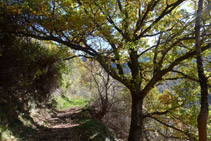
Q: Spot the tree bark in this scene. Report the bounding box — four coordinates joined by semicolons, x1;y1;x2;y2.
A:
128;92;144;141
195;0;209;140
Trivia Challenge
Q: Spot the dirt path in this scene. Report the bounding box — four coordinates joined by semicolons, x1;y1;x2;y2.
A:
28;106;117;141
35;107;86;141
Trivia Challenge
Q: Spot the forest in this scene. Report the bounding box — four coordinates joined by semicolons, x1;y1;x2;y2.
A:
0;0;211;141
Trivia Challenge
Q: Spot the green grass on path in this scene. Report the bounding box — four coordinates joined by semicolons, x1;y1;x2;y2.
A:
54;95;89;110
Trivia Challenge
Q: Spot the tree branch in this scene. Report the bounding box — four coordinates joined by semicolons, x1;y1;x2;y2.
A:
147;116;197;140
142;43;211;96
135;0;185;40
134;0;160;34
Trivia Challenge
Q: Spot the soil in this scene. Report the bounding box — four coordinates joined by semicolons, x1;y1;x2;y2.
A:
33;107;86;141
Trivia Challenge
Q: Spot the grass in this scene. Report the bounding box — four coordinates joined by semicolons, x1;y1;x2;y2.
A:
53;95;89;110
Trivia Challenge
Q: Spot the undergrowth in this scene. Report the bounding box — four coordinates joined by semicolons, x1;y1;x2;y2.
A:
71;109;115;141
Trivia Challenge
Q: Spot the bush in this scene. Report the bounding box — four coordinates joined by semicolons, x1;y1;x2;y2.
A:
0;31;69;139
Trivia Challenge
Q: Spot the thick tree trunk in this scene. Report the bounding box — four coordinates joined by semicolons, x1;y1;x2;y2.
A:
128;92;144;141
195;0;209;140
198;103;209;141
197;63;209;141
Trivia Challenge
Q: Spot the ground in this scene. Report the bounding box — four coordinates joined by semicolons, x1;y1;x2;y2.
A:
26;106;115;141
0;97;116;141
35;107;82;141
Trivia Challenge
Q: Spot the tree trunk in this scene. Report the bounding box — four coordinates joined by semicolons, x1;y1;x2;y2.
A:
128;92;144;141
195;0;209;140
198;104;209;141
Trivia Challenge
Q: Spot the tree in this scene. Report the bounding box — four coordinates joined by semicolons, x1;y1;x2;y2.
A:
195;0;209;140
1;0;211;140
